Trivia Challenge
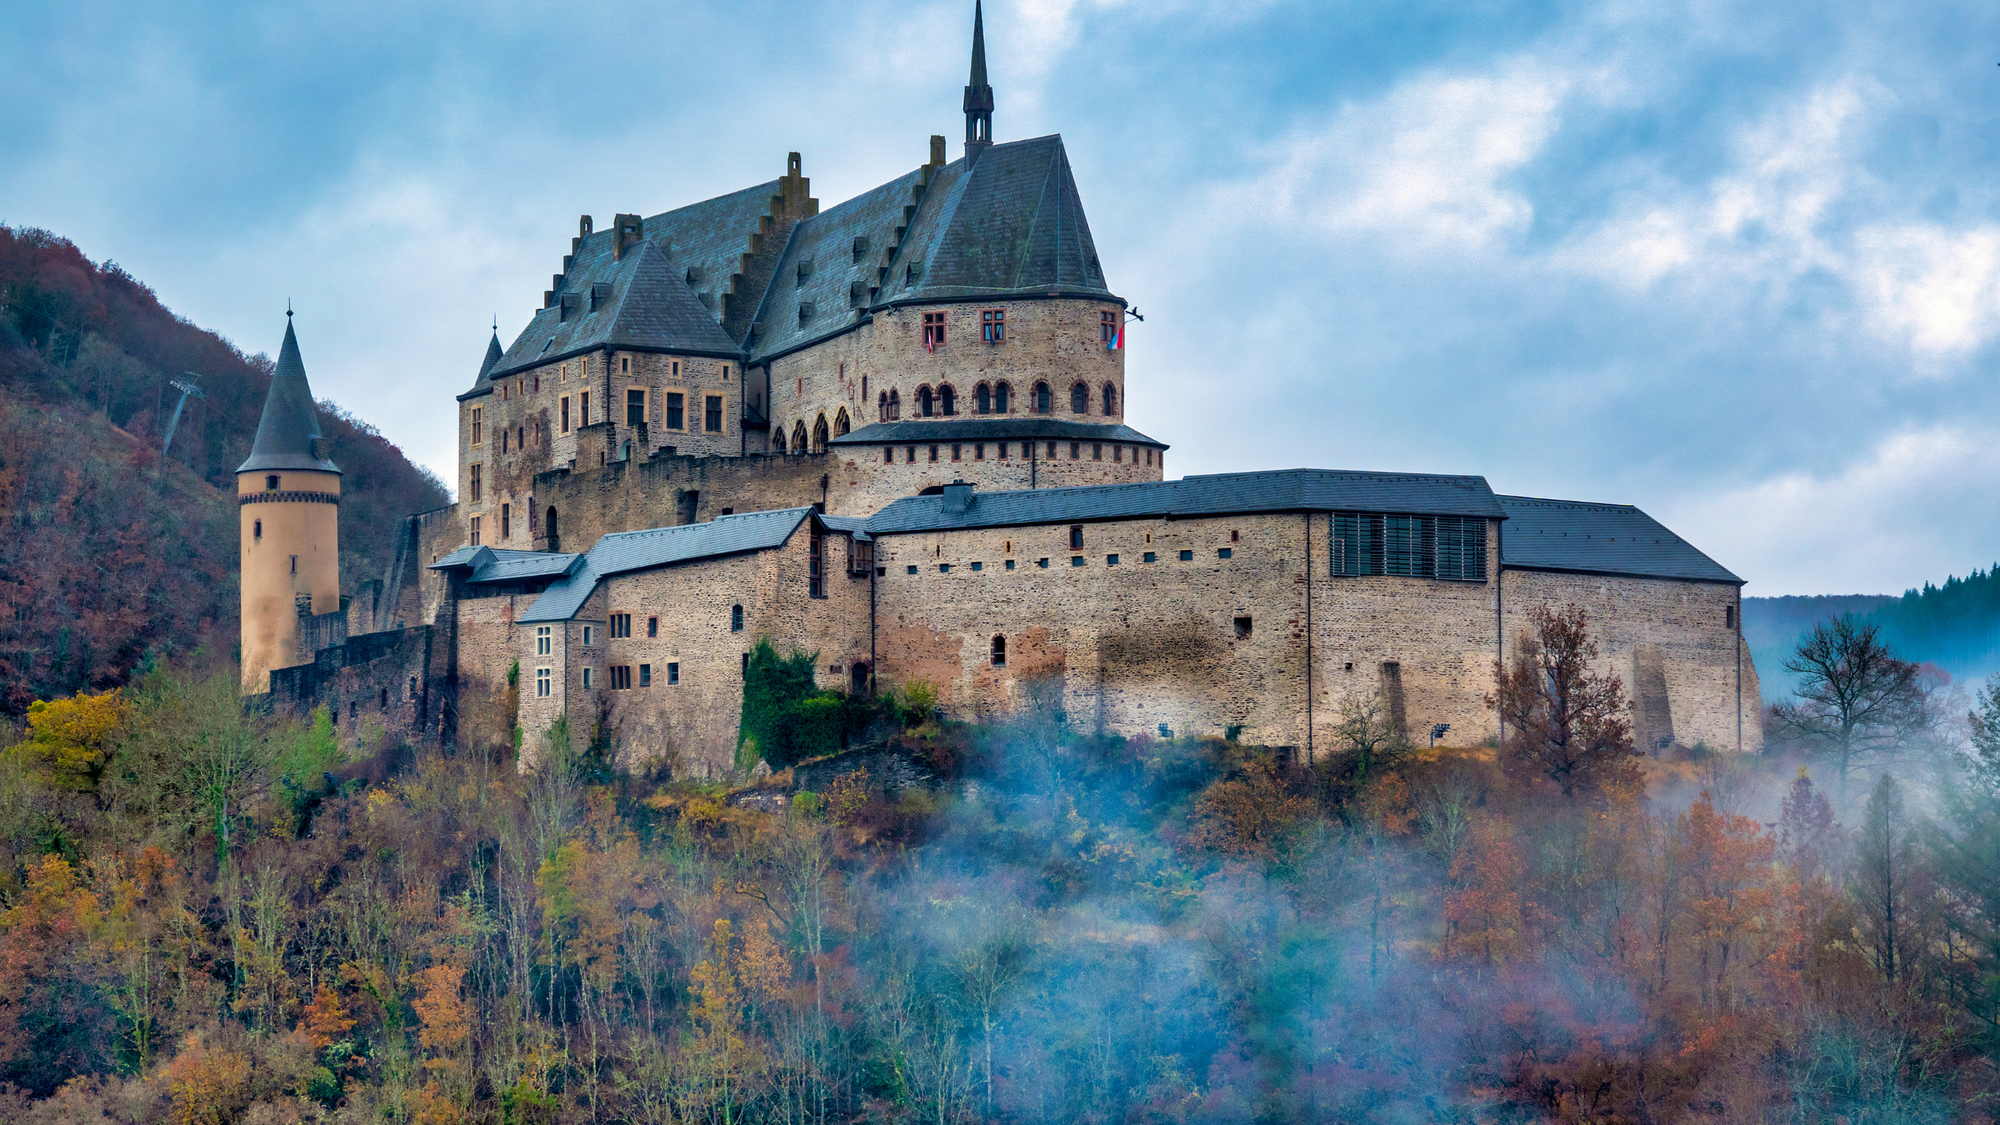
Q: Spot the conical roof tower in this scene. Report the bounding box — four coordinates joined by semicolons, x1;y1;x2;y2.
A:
237;313;340;474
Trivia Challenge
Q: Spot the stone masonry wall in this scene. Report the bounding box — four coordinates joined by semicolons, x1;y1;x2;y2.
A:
869;512;1505;756
1500;569;1761;753
514;524;872;777
767;298;1130;456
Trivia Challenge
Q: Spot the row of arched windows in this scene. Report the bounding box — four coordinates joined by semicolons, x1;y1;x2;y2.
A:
876;380;1118;421
772;409;851;455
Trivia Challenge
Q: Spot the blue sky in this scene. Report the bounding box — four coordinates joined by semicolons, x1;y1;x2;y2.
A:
4;0;1998;597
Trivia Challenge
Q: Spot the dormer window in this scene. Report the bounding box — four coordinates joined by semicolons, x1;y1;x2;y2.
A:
796;259;813;286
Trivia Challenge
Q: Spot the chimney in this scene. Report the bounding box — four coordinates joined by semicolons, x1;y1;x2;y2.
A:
942;478;974;514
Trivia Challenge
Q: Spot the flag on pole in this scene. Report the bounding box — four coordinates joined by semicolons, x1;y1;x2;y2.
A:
1107;324;1122;350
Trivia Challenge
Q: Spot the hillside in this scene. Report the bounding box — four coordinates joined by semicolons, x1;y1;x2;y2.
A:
1747;570;2000;698
0;225;448;711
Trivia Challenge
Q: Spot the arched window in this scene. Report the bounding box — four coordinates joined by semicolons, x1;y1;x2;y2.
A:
888;388;901;420
1070;383;1089;414
1103;383;1118;415
812;414;830;453
792;420;808;452
877;391;888;421
994;381;1011;413
773;429;786;454
917;386;934;417
991;635;1006;667
939;384;956;416
975;383;992;414
731;604;744;632
834;408;850;437
1034;381;1051;414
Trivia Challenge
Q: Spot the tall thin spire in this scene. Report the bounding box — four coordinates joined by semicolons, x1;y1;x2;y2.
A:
963;0;994;162
238;316;339;474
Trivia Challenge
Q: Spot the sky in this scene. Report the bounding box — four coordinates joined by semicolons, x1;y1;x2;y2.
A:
3;0;1997;598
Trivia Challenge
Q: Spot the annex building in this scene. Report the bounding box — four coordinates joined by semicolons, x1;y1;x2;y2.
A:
241;6;1762;772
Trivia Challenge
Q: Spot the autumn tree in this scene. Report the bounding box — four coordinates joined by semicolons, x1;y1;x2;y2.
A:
19;688;129;790
1931;675;2000;1040
1770;616;1930;806
1489;603;1636;799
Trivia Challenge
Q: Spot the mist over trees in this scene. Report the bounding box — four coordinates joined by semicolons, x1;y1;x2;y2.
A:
0;603;1996;1121
0;226;448;711
1747;566;2000;695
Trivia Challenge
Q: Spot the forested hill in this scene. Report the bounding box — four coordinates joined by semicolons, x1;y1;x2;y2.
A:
0;225;448;712
1746;570;2000;697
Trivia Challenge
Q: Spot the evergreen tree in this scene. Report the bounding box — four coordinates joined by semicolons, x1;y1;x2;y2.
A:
1927;675;2000;1042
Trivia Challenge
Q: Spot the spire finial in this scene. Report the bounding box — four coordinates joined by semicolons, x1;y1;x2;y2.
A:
963;0;994;161
286;299;293;318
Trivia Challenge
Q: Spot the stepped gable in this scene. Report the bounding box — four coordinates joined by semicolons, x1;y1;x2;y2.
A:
748;166;927;362
877;134;1115;306
867;468;1502;534
475;238;742;388
238;317;340;474
1497;495;1742;584
519;507;817;623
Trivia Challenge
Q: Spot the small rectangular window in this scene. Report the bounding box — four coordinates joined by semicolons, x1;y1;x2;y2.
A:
537;625;551;656
1234;616;1252;639
929;444;939;462
1725;606;1736;629
501;503;511;540
627;388;645;425
471;407;483;446
1005;559;1015;570
582;667;593;690
1143;552;1156;562
609;665;632;690
536;667;551;697
1071;556;1085;567
265;475;280;491
923;311;946;349
974;443;984;460
742;652;750;677
579;391;589;425
1070;442;1080;459
982;309;1005;342
907;565;918;574
970;561;982;571
610;613;631;638
561;396;571;432
1107;554;1119;565
1069;525;1084;550
639;663;651;687
706;395;724;433
469;463;482;502
951;444;962;461
1037;558;1049;568
1092;443;1102;461
469;516;481;546
1102;310;1118;342
647;616;659;637
666;391;685;430
938;563;951;574
667;662;680;685
583;625;595;646
1179;550;1194;561
1218;548;1233;559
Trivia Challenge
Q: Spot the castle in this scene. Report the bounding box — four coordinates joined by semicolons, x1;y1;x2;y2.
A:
242;5;1762;771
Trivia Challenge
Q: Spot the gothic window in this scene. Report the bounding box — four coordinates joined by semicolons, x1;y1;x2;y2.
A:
1103;383;1117;415
994;381;1011;413
878;391;888;421
938;384;956;416
792;420;808;452
888;388;901;419
917;386;934;417
834;408;850;437
812;415;829;453
773;429;787;454
975;383;991;414
1033;381;1051;414
1070;383;1088;414
731;604;744;632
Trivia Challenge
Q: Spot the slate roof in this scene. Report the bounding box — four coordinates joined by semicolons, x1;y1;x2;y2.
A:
478;332;503;380
520;508;815;623
866;468;1503;534
1497;496;1742;584
239;318;340;474
831;419;1166;447
877;135;1113;308
819;513;872;541
747;167;926;361
427;547;583;584
477;239;743;387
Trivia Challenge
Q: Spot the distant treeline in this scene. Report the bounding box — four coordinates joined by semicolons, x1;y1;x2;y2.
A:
1747;568;2000;697
0;225;448;711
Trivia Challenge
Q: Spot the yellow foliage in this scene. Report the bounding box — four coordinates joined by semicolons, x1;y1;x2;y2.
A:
21;688;129;788
163;1032;252;1125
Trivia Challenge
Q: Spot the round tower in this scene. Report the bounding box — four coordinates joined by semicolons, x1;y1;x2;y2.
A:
238;313;342;695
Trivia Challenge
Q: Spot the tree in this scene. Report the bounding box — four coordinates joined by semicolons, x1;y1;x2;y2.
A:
1770;617;1928;806
1927;674;2000;1039
1852;774;1928;985
1316;692;1412;813
1488;603;1636;799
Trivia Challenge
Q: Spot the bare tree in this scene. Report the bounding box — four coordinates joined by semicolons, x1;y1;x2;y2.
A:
1487;603;1637;799
1769;617;1927;807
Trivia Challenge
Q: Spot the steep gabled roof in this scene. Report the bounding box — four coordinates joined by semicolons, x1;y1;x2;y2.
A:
749;167;927;362
521;508;815;622
878;135;1115;307
238;318;340;474
477;239;743;385
1497;496;1742;584
867;468;1502;534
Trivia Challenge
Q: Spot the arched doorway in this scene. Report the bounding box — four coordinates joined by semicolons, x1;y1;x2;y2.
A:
850;661;870;695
